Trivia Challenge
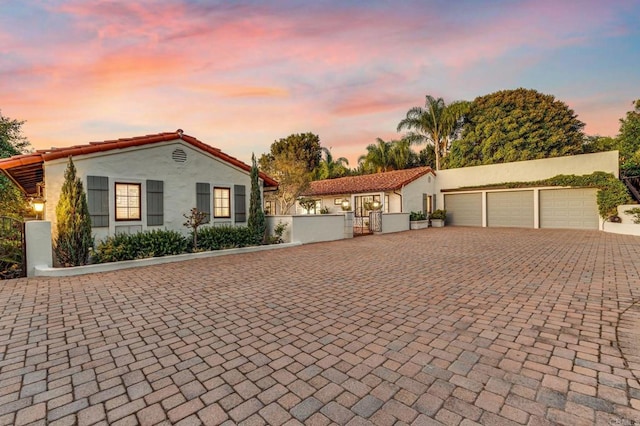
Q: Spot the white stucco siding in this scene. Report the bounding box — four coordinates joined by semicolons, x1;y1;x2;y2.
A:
43;140;256;242
435;151;619;208
401;172;437;213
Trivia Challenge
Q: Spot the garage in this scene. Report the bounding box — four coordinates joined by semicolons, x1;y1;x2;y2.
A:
487;191;534;228
444;193;482;226
539;188;599;229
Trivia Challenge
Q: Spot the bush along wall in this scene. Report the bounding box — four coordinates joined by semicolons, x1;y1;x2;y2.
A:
92;224;277;264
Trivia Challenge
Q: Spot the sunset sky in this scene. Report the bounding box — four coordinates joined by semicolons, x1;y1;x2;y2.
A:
1;0;639;165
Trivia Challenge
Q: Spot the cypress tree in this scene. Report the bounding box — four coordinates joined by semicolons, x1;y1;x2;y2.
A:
247;153;266;244
54;157;93;266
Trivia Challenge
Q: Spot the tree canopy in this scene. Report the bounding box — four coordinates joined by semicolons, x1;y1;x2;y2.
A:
618;99;640;176
446;88;585;168
0;111;31;218
397;95;469;170
259;133;322;214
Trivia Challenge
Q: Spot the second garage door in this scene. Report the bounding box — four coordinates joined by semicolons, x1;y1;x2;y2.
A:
539;188;599;229
444;193;482;226
487;191;534;228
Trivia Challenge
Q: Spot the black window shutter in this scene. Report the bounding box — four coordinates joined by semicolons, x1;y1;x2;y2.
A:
196;183;211;223
87;176;109;227
146;180;164;226
234;185;246;223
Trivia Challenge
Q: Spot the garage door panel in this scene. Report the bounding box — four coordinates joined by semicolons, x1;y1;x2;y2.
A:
540;188;598;229
487;191;534;228
444;193;482;227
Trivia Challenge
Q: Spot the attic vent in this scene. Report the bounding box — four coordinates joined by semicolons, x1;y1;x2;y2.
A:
172;148;187;163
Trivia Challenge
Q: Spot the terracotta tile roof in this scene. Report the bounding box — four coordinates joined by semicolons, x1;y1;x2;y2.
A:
0;130;278;194
303;166;435;197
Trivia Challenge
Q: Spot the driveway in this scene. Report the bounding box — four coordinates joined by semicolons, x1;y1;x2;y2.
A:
1;228;639;425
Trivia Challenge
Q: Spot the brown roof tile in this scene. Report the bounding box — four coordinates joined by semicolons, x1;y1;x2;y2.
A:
304;167;435;197
0;131;278;194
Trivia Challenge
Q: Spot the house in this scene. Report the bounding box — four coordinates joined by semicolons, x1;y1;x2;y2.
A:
299;166;437;216
295;151;621;231
0;130;278;241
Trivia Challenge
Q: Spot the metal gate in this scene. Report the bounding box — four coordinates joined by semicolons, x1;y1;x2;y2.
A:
0;217;26;279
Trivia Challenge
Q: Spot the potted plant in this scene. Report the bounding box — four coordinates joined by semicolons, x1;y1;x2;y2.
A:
409;211;429;230
429;209;447;227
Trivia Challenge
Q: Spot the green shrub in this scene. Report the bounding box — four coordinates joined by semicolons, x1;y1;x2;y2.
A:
93;229;187;263
624;207;640;224
266;221;288;244
195;225;256;251
410;211;426;221
429;209;447;220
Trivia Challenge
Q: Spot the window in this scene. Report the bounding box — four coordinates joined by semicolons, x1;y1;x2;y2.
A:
265;200;274;215
214;187;231;218
115;183;141;220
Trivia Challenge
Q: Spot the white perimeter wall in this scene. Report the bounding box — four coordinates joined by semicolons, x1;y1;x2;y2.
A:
381;213;410;233
43;140;257;241
435;151;619;208
266;214;345;244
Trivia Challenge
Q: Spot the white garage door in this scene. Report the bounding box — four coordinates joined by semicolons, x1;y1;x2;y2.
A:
487;191;534;228
539;188;599;229
444;193;482;226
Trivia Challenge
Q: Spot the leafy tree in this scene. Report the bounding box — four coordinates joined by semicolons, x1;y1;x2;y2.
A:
261;149;312;214
447;88;585;168
359;138;395;173
259;132;322;173
390;138;418;170
315;147;349;180
258;133;321;214
54;157;93;266
618;99;640;176
581;135;619;154
0;111;31;218
247;154;266;243
183;208;208;250
397;95;469;170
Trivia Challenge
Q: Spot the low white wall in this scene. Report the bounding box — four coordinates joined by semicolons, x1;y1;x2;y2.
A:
291;214;345;244
266;214;346;244
34;242;301;277
602;222;640;236
25;221;53;277
382;213;410;234
266;216;294;243
617;204;640;224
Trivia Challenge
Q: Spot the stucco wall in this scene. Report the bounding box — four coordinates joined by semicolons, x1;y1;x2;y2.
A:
435;151;619;209
43;140;258;242
381;213;410;234
402;172;437;213
266;214;345;244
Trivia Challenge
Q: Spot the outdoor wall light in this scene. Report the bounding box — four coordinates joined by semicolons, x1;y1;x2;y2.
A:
341;199;351;211
31;182;46;219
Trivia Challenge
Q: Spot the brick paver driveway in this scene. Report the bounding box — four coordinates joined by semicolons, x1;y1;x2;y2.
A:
1;228;640;425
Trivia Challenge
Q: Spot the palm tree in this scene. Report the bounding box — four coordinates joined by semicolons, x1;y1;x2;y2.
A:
397;95;469;170
316;147;349;180
358;138;395;173
390;138;416;170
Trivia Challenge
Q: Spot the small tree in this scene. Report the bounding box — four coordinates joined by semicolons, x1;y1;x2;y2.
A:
247;154;266;244
55;157;93;266
183;208;208;250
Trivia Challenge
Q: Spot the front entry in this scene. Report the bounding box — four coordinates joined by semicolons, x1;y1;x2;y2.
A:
354;195;381;236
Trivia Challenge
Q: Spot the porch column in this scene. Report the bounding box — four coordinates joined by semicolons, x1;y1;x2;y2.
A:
25;221;53;277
